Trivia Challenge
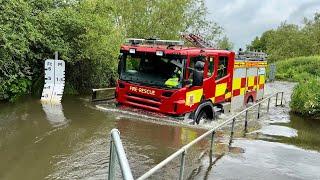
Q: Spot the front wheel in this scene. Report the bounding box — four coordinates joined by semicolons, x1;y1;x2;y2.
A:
195;109;213;125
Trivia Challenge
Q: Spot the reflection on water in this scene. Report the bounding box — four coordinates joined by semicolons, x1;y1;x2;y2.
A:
117;118;203;149
253;125;298;138
41;102;68;127
45;115;208;179
0;97;115;179
0;97;207;179
203;139;320;180
277;113;320;151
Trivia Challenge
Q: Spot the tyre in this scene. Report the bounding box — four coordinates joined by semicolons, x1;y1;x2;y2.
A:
195;108;214;125
246;96;254;107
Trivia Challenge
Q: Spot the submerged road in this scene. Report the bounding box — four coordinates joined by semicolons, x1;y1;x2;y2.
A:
0;81;319;179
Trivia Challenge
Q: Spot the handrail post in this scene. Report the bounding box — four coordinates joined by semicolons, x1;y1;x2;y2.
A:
229;118;236;146
209;131;215;164
209;131;215;155
109;129;134;180
275;93;278;106
280;92;284;106
267;98;271;112
257;103;261;119
179;150;186;180
244;110;248;132
108;139;116;180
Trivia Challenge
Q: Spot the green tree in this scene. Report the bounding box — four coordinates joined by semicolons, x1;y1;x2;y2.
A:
217;35;233;50
266;23;313;61
183;0;222;42
42;0;124;93
0;0;124;100
0;0;223;101
0;0;37;101
112;0;221;40
247;36;261;51
247;13;320;62
247;30;274;52
303;13;320;55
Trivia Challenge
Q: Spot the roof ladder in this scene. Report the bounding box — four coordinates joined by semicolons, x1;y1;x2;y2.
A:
181;34;214;48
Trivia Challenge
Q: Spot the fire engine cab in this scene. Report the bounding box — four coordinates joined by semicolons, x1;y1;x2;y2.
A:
115;35;267;124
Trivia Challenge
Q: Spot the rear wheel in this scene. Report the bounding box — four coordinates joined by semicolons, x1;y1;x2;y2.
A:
246;96;254;106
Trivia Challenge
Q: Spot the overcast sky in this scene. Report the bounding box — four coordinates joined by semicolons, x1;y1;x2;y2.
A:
205;0;320;49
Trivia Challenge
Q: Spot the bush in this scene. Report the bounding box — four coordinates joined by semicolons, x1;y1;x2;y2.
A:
0;0;35;101
247;13;320;62
275;56;320;81
274;56;320;117
0;0;124;100
290;78;320;118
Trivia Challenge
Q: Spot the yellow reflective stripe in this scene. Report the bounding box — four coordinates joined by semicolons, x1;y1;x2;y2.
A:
210;97;215;103
234;61;267;68
234;62;246;68
225;92;232;99
258;62;268;67
215;83;227;97
259;75;265;85
240;88;246;95
232;78;241;90
185;89;203;106
248;76;255;87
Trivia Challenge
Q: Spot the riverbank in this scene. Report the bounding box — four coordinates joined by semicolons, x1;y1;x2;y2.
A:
274;56;320;118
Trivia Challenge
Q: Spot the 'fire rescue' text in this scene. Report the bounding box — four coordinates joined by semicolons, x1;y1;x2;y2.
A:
129;86;155;95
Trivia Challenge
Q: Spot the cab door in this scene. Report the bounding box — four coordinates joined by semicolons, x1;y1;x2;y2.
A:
213;55;232;103
202;55;216;101
185;55;205;109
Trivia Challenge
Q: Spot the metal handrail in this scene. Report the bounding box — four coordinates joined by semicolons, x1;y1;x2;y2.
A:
108;129;134;180
137;91;284;180
107;92;284;180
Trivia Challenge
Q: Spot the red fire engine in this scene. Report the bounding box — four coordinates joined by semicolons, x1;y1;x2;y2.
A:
115;34;267;124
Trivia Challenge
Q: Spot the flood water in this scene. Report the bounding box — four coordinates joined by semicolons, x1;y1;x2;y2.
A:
0;81;320;180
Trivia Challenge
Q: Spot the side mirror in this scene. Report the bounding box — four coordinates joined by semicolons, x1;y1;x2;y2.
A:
192;70;203;86
192;61;204;86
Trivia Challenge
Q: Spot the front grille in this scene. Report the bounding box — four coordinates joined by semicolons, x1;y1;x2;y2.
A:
126;93;161;109
128;99;160;108
127;93;160;102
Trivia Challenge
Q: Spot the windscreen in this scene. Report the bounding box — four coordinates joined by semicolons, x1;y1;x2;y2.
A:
120;52;185;89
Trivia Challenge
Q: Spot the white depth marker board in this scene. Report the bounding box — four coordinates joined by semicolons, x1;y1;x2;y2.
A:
41;59;65;103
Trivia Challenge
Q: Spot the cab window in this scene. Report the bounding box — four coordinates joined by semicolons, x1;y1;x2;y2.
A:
188;56;205;81
217;56;228;79
125;55;140;73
